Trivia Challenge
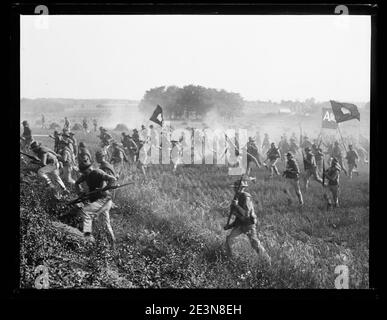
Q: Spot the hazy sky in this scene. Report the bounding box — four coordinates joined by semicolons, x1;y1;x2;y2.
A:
21;15;371;102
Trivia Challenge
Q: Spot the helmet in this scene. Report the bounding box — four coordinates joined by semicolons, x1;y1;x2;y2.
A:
79;142;85;148
286;152;293;158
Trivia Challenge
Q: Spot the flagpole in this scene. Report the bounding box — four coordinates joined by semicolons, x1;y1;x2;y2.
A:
337;124;347;153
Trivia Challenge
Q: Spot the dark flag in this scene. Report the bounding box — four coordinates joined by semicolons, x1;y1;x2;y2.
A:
149;105;163;126
330;100;360;123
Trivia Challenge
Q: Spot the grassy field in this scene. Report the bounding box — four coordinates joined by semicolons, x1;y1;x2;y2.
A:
19;127;369;288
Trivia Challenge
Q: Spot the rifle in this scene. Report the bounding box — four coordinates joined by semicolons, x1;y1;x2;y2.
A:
68;182;134;205
20;151;42;165
322;157;326;187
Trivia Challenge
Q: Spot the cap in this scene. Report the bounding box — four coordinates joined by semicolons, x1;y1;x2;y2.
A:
305;147;311;152
286;152;293;158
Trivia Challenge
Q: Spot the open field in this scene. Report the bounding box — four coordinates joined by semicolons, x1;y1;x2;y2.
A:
20;127;369;289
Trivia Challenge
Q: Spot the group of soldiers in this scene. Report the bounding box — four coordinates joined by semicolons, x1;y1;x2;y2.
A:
20;119;368;264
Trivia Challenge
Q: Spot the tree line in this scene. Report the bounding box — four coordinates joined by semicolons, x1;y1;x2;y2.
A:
138;85;244;120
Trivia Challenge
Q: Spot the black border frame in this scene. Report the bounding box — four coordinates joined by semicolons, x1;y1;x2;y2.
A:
8;1;382;307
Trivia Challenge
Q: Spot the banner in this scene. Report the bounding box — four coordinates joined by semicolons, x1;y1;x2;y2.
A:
330;100;360;123
321;107;338;129
149;105;164;126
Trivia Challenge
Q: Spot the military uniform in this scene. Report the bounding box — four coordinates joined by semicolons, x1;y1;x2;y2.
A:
122;133;138;163
331;143;346;174
60;143;76;185
312;144;324;173
262;134;270;153
225;181;271;264
346;147;359;179
75;163;117;248
303;148;323;190
30;141;69;198
110;143;128;178
283;153;303;205
324;159;341;208
20;121;32;152
265;144;281;177
64;117;70;130
246;138;262;174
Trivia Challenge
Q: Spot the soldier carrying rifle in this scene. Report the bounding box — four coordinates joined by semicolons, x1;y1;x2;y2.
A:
73;156;118;248
224;176;271;264
283;152;304;206
323;157;341;208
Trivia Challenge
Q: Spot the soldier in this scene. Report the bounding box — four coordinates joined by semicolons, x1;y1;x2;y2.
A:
64;117;70;130
246;137;262;175
311;143;324;174
323;157;341;208
98;127;113;157
93;119;98;132
77;142;92;164
110;141;128;178
262;133;270;153
224;179;271;264
283;152;304;206
264;142;281;177
121;132;138;164
20;120;32;152
58;138;76;185
346;144;359;179
303;147;323;190
289;136;299;155
300;135;312;150
50;130;62;153
132;128;140;145
68;132;78;157
30;140;70;199
95;150;116;178
82;118;89;133
331;141;347;175
74;156;117;248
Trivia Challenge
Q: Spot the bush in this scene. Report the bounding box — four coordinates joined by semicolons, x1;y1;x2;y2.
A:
71;123;83;131
49;122;61;130
114;123;129;132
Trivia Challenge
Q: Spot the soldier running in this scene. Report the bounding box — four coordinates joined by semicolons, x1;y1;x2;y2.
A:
30;140;70;199
346;144;359;179
246;136;262;175
311;143;324;174
283;152;304;206
303;147;323;190
323;157;341;208
121;132;138;164
264;142;281;178
74;156;117;248
224;179;271;264
58;138;76;185
331;141;347;175
110;141;128;179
